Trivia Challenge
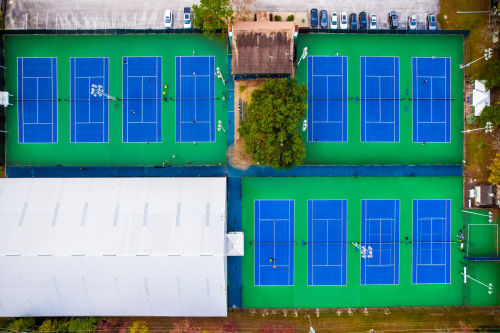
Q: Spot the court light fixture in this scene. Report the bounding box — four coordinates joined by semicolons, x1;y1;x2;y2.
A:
217;120;226;133
297;47;308;67
460;48;494;69
462;267;493;294
215;67;226;86
462;121;494;134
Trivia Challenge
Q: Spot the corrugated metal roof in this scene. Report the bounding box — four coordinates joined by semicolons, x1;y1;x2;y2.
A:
0;177;227;317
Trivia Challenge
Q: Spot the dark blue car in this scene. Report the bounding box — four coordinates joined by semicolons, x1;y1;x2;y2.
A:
359;11;367;29
311;8;318;27
349;13;358;30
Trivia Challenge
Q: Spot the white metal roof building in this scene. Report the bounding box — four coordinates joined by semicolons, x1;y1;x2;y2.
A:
0;177;229;317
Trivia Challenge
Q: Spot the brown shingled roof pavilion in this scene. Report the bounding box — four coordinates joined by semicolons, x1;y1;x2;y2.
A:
231;17;295;75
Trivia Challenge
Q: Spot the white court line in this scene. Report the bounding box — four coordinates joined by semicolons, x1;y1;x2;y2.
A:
312;74;343;77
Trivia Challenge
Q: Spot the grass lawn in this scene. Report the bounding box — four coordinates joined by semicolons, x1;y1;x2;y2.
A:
438;0;491;78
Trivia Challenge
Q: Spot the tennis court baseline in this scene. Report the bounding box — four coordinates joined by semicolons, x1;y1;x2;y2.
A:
254;200;294;286
361;56;399;142
412;57;451;143
308;200;347;286
175;56;215;143
361;200;400;285
70;57;109;143
122;56;162;143
17;57;57;143
412;199;451;284
308;56;348;142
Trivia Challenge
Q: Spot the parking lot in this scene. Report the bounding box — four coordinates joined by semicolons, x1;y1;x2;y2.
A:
7;0;439;30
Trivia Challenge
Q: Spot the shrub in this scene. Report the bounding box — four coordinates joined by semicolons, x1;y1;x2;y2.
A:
287;15;294;21
465;113;477;125
274;15;282;21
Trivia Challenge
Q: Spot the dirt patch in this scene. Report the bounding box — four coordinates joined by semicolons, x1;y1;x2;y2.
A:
230;79;266;169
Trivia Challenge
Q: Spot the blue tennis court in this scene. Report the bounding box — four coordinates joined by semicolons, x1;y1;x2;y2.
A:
308;56;348;142
361;200;400;285
412;199;451;284
307;200;347;286
122;56;162;143
17;57;57;143
70;57;109;143
412;57;451;143
361;57;400;142
254;200;294;286
175;56;215;143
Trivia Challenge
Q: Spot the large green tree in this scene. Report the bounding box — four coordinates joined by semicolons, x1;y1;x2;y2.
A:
239;78;308;169
192;0;234;39
479;58;500;89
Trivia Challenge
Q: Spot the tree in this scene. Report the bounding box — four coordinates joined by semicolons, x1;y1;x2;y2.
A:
6;318;36;332
66;317;100;332
479;58;500;89
192;0;234;39
488;152;500;185
38;319;63;332
128;320;149;333
477;104;500;128
239;78;308;169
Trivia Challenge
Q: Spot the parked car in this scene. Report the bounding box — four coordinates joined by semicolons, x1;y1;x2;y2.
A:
164;10;173;29
359;12;368;30
408;14;417;30
389;11;399;29
184;7;192;29
349;13;358;30
369;13;377;29
427;14;437;30
320;10;328;28
330;12;338;29
340;12;348;29
311;8;318;27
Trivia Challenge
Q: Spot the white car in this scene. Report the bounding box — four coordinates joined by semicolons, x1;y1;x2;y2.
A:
408;14;417;30
330;12;338;29
369;13;377;29
339;12;348;30
164;10;173;29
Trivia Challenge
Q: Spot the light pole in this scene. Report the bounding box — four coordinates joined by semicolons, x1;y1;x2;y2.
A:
462;267;493;294
216;67;226;86
297;47;308;67
461;121;494;134
460;48;493;69
461;209;494;223
217;120;226;133
302;119;308;132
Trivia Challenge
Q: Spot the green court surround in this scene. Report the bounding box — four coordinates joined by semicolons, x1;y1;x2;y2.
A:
4;34;228;166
